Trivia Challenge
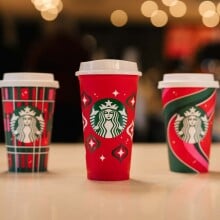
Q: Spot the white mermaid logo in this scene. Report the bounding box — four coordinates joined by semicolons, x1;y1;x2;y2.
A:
90;99;127;138
10;106;45;143
174;107;208;144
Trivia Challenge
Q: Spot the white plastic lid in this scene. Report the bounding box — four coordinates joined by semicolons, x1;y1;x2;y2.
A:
0;72;59;88
75;59;142;76
158;73;219;88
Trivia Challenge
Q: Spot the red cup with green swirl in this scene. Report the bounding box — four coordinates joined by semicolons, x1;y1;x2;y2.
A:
76;59;141;180
0;73;59;172
158;74;219;173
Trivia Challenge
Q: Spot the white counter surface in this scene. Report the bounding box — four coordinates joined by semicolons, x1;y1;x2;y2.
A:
0;143;220;220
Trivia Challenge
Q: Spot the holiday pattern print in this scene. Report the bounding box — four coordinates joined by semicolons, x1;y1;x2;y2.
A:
162;87;216;173
112;145;128;162
85;135;100;152
81;92;92;108
82;113;88;130
78;74;139;180
126;121;135;140
1;87;56;172
126;94;136;109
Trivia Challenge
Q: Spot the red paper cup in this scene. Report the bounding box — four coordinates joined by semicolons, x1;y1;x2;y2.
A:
76;59;141;180
158;73;219;173
0;73;59;172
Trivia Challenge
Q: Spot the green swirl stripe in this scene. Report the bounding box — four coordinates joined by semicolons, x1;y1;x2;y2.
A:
165;88;214;173
168;147;197;173
163;88;215;126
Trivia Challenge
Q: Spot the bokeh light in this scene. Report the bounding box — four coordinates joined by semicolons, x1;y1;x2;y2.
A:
162;0;178;7
202;11;219;27
199;1;216;16
141;1;158;17
150;10;168;27
40;8;58;21
169;1;187;17
216;2;220;15
110;10;128;27
32;0;59;11
31;0;63;21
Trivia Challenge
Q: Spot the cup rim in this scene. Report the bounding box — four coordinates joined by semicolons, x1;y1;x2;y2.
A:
158;73;219;88
0;72;59;88
75;59;142;76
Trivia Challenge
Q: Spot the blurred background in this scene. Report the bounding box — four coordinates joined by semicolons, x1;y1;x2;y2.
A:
1;0;220;142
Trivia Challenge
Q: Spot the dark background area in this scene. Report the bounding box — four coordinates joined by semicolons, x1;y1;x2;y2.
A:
1;11;220;143
0;16;166;143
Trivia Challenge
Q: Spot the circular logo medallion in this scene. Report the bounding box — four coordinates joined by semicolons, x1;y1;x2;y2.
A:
90;99;127;138
10;106;45;143
174;106;208;144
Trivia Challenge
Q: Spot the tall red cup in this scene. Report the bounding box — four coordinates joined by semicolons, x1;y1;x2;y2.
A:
158;73;219;173
0;73;59;172
76;59;141;180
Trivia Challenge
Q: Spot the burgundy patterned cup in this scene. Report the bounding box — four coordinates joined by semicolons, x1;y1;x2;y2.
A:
76;59;141;180
0;73;59;172
158;74;219;173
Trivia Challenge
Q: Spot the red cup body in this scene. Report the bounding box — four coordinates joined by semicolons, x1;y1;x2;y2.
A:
161;87;217;173
78;75;139;180
1;87;56;172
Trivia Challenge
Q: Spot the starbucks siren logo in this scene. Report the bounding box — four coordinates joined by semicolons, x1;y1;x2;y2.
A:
10;106;45;143
90;99;127;138
174;106;208;144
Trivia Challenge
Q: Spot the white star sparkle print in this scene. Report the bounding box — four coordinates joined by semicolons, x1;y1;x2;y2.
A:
112;90;119;97
100;155;106;161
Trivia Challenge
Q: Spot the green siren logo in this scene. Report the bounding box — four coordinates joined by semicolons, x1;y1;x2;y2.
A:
10;106;45;143
90;99;127;138
174;106;208;144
